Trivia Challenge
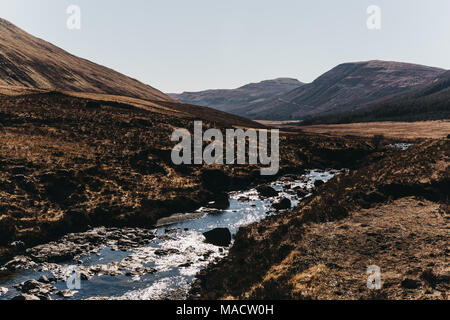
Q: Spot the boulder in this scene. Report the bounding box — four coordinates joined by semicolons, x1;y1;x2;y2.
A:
56;290;76;298
0;287;8;296
203;228;232;247
13;279;56;300
272;198;292;210
207;193;230;210
201;169;230;193
314;180;325;188
256;185;278;198
13;279;56;296
296;189;309;198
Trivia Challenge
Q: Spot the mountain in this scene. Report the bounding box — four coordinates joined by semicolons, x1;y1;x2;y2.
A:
302;70;450;124
0;18;266;254
234;60;446;120
169;78;304;113
0;18;171;102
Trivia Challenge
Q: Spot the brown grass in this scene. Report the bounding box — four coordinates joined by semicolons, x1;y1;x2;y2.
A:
299;121;450;139
0;18;172;102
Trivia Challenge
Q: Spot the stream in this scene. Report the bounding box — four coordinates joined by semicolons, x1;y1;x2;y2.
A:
0;169;341;300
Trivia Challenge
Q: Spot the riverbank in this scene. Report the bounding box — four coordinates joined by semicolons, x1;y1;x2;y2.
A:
0;170;338;300
0;92;379;262
191;139;449;300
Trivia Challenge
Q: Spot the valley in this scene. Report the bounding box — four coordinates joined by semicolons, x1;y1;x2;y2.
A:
0;16;448;301
260;120;450;139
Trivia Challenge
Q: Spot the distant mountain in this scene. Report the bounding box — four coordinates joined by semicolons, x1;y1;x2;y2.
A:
169;78;304;113
0;18;172;102
235;60;446;120
302;69;450;124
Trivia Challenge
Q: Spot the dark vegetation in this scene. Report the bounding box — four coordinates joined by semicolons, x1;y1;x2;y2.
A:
192;138;449;299
302;71;450;125
0;91;377;260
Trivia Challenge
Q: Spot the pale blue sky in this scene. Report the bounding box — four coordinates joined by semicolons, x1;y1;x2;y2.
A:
1;0;449;92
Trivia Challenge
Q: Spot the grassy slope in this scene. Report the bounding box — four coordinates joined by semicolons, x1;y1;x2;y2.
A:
0;18;172;102
301;71;450;125
0;91;376;260
193;139;449;300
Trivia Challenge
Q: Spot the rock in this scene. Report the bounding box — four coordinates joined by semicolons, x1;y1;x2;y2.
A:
256;185;278;198
164;228;179;234
3;256;37;271
12;294;41;301
13;279;56;299
314;180;325;188
296;189;309;198
207;194;230;210
0;287;8;296
56;289;76;298
237;196;250;202
401;278;422;289
154;248;180;256
272;198;292;210
201;169;230;193
78;270;93;281
38;275;50;283
203;228;232;247
10;241;25;251
178;262;193;268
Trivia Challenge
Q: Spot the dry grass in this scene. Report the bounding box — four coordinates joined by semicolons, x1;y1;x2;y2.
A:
0;18;172;102
0;90;377;255
299;121;450;139
194;139;450;300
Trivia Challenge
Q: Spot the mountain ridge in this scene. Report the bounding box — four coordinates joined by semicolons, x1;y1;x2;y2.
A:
231;60;446;120
169;78;304;113
301;69;450;124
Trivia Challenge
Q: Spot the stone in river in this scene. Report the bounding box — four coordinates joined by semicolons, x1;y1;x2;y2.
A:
256;185;278;198
314;180;325;188
272;198;292;210
56;290;76;298
207;193;230;210
13;279;56;296
203;228;232;247
0;287;8;296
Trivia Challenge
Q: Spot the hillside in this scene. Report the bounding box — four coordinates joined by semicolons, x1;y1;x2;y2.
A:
0;90;377;258
234;61;445;120
302;70;450;124
169;78;303;113
192;139;450;300
0;18;172;102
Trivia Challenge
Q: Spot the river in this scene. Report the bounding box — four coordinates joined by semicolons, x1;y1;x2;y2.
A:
0;170;340;300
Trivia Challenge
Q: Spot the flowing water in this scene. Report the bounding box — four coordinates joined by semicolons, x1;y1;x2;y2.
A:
0;170;340;300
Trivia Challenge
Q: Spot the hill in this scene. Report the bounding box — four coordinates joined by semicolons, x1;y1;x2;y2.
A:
0;18;171;102
169;78;303;113
234;61;445;120
302;70;450;124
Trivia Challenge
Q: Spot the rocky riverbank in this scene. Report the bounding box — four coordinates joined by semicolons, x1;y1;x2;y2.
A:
190;139;449;300
0;170;339;300
0;92;379;261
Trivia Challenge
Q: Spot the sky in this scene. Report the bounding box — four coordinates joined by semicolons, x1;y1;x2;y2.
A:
0;0;449;93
